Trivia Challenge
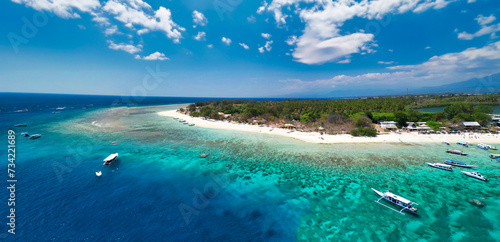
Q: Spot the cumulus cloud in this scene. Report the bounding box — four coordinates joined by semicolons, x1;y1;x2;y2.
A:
259;0;457;64
192;10;207;28
103;0;185;43
134;51;169;61
239;43;250;49
457;14;500;40
194;31;206;41
108;41;142;54
258;47;265;53
11;0;100;18
207;44;213;48
221;37;232;45
261;33;271;39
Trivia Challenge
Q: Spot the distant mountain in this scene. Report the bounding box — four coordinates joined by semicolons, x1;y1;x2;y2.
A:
417;73;500;95
286;73;500;98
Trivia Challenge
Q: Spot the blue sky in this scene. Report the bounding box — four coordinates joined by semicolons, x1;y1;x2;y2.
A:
1;0;500;97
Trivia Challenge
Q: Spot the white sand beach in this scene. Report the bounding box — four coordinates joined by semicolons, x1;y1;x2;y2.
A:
158;110;500;144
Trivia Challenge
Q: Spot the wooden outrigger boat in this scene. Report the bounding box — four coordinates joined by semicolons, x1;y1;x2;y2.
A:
372;188;418;215
444;159;477;168
446;149;468;156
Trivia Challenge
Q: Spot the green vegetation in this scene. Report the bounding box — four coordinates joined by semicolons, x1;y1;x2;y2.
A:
350;127;378;137
181;94;499;135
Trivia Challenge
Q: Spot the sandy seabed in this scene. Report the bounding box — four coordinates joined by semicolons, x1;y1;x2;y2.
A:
158;110;500;145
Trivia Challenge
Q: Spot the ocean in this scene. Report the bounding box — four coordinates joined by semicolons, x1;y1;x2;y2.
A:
1;93;499;241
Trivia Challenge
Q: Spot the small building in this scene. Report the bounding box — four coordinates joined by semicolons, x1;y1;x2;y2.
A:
380;121;398;130
463;122;481;129
406;122;417;131
284;123;295;129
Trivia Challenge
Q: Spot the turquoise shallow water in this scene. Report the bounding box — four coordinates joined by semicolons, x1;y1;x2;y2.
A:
4;104;500;241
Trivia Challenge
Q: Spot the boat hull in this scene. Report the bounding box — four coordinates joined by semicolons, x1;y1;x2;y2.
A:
444;159;477;168
461;171;487;181
426;163;453;171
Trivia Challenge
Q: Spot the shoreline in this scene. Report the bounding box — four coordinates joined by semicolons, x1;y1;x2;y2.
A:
158;109;500;145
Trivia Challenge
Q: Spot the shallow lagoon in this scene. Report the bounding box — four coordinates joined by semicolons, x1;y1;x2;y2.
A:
6;105;500;241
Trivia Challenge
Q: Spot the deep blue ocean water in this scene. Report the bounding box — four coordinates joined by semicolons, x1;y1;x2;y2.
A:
1;93;499;241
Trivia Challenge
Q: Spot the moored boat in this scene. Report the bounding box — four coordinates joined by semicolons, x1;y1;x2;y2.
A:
444;159;477;168
446;149;468;156
461;171;487;181
457;141;469;147
372;188;418;214
489;154;500;159
189;124;195;126
21;132;30;137
426;162;453;171
96;171;102;177
485;144;497;150
103;153;118;165
477;143;489;150
442;141;450;145
14;124;28;127
29;134;42;139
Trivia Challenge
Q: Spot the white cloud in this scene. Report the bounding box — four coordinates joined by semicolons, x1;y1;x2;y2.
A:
258;47;265;53
134;51;169;61
378;61;395;65
285;35;298;45
264;40;273;51
103;0;185;43
105;25;119;36
108;41;142;54
239;43;250;49
221;37;232;45
458;14;500;40
337;59;351;64
192;10;207;28
247;15;256;23
78;25;86;30
293;33;374;65
257;1;268;14
207;44;213;48
11;0;100;18
194;31;206;41
261;33;271;39
476;14;496;25
259;0;457;65
283;41;500;92
425;46;431;49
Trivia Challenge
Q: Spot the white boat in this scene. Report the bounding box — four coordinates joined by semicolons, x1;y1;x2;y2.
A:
372;188;418;214
103;153;118;165
477;143;489;150
426;162;453;171
96;171;102;177
485;144;497;150
461;171;487;181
